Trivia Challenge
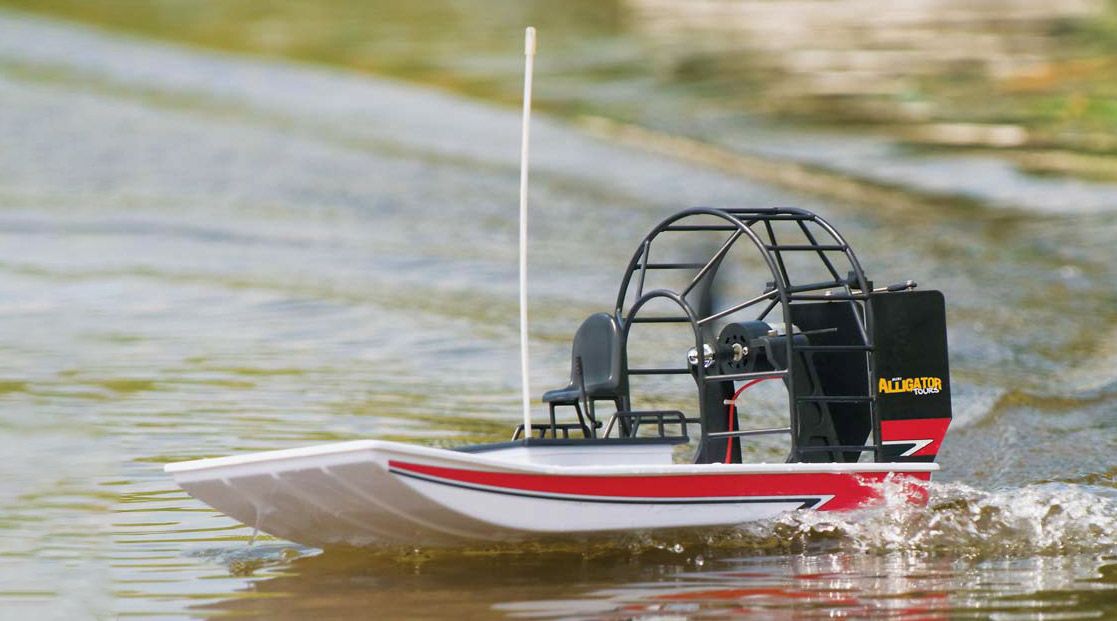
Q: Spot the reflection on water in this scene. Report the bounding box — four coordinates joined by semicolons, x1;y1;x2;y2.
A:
0;8;1115;621
192;539;1117;619
499;553;1117;620
193;479;1117;617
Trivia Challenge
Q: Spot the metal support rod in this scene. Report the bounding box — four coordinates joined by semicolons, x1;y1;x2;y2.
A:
756;298;779;320
636;262;709;269
796;219;842;281
703;370;788;383
765;244;846;251
635;240;650;300
763;220;792;289
786;279;847;294
707;427;791;439
791;345;873;352
663;225;738;231
697;290;775;326
628;368;692;375
788;294;870;301
681;229;742;297
518;27;536;440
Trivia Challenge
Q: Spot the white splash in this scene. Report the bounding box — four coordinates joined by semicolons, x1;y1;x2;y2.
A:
737;479;1117;556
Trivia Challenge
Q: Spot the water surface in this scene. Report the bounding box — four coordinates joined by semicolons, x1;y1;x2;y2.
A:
0;12;1115;620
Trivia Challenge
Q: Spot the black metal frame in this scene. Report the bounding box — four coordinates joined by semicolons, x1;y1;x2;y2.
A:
611;207;883;463
602;410;690;440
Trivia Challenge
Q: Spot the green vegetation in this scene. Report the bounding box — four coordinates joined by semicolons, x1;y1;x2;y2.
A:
3;0;1116;178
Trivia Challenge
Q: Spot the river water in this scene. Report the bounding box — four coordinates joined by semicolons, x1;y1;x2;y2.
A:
0;11;1115;620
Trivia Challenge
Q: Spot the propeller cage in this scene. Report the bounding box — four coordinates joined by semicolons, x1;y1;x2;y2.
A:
606;207;951;464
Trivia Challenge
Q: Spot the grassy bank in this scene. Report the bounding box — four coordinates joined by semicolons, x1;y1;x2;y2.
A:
3;0;1115;180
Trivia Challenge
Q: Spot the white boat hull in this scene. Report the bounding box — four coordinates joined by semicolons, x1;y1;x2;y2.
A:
165;440;937;548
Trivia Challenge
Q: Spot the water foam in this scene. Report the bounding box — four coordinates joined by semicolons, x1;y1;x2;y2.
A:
735;479;1117;557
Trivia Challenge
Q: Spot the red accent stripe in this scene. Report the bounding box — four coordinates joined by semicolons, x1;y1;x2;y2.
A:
388;461;931;511
881;418;951;456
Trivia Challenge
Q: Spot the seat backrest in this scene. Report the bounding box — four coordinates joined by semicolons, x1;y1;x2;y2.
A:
571;313;623;390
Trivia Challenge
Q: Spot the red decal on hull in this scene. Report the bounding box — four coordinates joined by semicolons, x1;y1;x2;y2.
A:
881;418;951;456
388;461;931;511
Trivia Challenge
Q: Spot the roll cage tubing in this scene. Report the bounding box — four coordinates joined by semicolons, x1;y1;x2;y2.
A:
612;207;881;463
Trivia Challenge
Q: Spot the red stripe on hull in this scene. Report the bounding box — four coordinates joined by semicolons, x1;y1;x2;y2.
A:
388;461;931;511
881;418;951;456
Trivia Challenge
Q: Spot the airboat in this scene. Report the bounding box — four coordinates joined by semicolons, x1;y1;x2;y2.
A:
165;30;952;548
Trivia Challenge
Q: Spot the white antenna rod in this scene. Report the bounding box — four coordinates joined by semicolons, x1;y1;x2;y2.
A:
518;27;536;440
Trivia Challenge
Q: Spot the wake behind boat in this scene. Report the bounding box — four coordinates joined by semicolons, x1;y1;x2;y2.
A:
165;30;951;548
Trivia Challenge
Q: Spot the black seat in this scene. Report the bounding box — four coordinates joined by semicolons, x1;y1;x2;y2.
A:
542;313;626;437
